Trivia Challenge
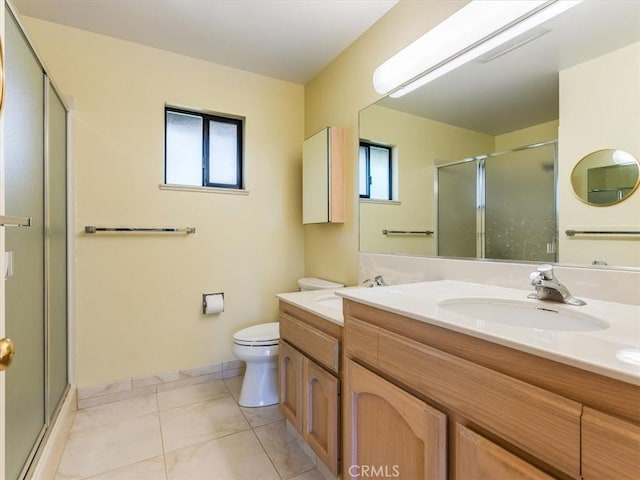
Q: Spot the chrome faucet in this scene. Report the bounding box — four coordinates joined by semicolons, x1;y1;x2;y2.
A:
363;275;387;287
528;264;586;306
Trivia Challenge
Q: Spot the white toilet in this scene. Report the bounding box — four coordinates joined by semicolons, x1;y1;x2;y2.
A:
298;277;344;291
232;277;343;408
232;322;280;407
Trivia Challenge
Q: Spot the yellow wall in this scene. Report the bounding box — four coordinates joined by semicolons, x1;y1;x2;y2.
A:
558;42;640;267
22;17;305;386
304;0;468;285
495;120;559;151
359;104;493;255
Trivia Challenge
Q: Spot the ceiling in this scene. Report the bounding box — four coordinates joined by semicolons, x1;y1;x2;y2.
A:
378;0;640;136
13;0;398;84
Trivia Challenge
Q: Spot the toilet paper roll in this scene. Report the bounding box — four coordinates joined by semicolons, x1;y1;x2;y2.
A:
203;293;224;314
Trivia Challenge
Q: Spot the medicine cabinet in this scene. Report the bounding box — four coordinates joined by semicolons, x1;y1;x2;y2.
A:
302;127;344;224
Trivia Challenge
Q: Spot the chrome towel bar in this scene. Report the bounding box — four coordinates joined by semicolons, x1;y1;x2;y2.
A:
565;229;640;236
84;226;196;234
382;229;433;236
0;215;32;227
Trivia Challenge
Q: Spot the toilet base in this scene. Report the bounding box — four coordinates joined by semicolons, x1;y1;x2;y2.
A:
238;361;278;407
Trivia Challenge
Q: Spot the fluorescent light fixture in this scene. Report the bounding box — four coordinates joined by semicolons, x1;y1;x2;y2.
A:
612;150;637;165
373;0;583;98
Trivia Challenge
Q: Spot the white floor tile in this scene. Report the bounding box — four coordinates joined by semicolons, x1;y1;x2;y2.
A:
56;414;163;480
72;394;158;432
223;375;243;402
159;396;250;452
157;379;229;411
85;456;167;480
241;403;284;428
165;430;280;480
289;469;328;480
254;420;316;479
56;380;314;480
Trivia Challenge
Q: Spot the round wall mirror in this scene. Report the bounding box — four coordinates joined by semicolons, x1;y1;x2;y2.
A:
570;149;640;206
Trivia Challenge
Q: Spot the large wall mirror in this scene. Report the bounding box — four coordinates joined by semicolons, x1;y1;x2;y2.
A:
359;0;640;269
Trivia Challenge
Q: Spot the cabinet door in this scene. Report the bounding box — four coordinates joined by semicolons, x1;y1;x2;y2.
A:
302;127;344;224
456;424;555;480
278;341;303;431
303;358;339;475
582;407;640;480
344;359;446;480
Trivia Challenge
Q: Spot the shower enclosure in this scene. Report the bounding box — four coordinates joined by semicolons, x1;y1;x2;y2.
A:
2;4;69;479
437;141;557;263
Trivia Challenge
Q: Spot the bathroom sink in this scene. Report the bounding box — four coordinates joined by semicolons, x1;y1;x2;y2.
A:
315;294;343;310
438;298;608;332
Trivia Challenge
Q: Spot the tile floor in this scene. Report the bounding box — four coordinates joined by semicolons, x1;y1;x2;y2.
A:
55;376;326;480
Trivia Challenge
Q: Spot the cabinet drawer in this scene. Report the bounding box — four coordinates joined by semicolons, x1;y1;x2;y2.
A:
582;407;640;480
344;316;379;367
280;312;339;373
377;329;582;478
456;424;554;480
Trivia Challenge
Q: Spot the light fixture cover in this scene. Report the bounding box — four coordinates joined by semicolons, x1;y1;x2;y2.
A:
373;0;582;97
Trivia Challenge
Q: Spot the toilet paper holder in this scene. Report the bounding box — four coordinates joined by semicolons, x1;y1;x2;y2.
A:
202;292;225;315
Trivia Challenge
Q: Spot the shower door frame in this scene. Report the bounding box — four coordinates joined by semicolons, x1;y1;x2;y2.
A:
435;140;559;262
0;1;75;478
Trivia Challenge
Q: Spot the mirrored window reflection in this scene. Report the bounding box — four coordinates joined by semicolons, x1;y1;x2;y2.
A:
359;142;392;200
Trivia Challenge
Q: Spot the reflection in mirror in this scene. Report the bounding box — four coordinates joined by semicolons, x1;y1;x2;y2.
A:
571;150;640;206
359;0;640;269
437;142;557;263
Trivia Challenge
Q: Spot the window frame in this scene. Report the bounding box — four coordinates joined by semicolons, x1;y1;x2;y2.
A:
164;106;244;190
359;141;392;200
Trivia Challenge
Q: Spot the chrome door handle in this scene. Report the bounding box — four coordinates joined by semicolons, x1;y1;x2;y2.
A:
0;215;32;227
0;338;15;371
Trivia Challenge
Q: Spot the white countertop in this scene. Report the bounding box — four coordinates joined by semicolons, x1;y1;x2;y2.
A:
276;288;347;326
336;280;640;386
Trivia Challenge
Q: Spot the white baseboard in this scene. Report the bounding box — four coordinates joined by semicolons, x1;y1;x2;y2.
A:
28;387;77;480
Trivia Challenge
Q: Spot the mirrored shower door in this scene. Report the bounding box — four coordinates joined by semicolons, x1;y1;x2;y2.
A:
3;5;69;479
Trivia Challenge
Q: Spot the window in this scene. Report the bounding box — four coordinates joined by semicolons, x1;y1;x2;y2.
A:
165;107;243;189
359;142;392;200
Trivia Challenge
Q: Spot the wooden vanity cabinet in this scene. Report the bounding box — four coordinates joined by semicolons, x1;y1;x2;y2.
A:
456;424;555;480
344;358;446;480
582;407;640;480
279;340;303;431
278;302;342;475
343;299;640;480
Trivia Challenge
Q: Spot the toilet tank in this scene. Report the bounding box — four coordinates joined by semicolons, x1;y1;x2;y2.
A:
297;277;344;291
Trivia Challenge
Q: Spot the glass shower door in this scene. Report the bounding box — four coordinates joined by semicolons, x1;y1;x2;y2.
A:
4;9;46;480
437;160;477;257
47;83;68;418
484;144;557;262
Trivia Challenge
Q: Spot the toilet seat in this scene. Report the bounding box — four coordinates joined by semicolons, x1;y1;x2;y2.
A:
233;322;279;347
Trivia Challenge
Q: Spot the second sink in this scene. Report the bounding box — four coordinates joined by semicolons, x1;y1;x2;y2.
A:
438;297;608;332
315;294;343;310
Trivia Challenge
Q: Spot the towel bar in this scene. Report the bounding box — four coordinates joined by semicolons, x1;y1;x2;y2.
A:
84;226;196;234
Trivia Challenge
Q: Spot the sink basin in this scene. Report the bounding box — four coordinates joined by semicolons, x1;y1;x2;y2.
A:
315;294;342;310
438;298;608;332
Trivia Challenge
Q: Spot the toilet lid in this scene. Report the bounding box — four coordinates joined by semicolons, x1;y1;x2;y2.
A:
233;322;280;343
